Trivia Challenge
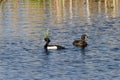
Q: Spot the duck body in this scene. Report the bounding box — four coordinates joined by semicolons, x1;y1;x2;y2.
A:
46;45;65;50
73;34;88;49
73;40;87;48
44;37;65;51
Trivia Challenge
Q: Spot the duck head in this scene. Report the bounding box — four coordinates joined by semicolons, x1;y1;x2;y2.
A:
81;34;88;40
44;37;50;43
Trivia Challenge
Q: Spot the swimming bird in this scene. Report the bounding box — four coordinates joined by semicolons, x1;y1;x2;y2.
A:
73;34;88;49
44;37;65;51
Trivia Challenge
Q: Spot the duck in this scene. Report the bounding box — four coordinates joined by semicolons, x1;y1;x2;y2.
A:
73;34;88;49
44;37;65;51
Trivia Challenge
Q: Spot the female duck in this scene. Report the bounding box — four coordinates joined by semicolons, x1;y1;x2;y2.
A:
44;37;65;51
73;34;88;49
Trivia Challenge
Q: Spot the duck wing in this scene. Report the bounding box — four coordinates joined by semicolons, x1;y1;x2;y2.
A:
73;40;82;46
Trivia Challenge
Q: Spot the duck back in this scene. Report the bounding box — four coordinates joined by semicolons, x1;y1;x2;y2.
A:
73;40;87;49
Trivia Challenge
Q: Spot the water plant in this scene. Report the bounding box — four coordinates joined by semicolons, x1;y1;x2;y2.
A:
45;29;49;38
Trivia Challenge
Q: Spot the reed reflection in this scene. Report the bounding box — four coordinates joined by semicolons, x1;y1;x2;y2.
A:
0;0;120;38
0;0;120;25
48;0;120;24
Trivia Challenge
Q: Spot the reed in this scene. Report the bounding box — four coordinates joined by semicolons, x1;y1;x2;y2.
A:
45;29;49;38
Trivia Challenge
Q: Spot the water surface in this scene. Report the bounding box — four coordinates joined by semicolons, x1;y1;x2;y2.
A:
0;0;120;80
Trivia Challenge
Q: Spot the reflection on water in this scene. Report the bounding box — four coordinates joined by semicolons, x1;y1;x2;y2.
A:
0;0;120;80
0;0;120;27
0;0;120;38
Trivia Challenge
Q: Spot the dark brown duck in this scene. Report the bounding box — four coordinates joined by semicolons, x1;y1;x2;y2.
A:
73;34;88;49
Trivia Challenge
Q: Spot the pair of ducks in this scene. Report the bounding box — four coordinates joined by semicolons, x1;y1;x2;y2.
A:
44;34;88;51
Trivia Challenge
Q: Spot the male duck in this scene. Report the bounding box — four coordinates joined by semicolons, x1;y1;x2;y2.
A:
44;37;65;51
73;34;88;49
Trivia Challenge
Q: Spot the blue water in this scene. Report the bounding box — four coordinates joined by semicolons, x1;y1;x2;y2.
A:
0;0;120;80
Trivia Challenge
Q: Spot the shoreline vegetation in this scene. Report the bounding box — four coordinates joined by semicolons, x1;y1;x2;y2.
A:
0;0;118;7
0;0;118;9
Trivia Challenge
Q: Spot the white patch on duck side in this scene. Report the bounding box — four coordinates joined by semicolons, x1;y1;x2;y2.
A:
47;46;57;50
